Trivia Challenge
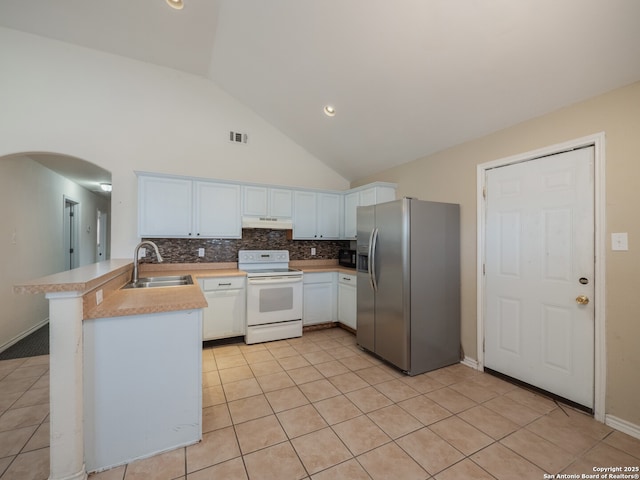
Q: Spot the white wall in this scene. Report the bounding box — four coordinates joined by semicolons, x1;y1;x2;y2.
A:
0;27;350;258
0;155;110;351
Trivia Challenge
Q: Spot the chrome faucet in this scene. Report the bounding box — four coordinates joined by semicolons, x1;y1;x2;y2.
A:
132;241;163;283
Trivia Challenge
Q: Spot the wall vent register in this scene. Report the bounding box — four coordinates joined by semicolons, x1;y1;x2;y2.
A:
229;130;249;144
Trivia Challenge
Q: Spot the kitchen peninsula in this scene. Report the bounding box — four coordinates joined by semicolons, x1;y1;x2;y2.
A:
14;260;212;479
14;258;356;479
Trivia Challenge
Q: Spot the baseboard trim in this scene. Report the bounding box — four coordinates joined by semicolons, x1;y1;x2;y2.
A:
0;318;49;354
461;356;479;370
605;414;640;440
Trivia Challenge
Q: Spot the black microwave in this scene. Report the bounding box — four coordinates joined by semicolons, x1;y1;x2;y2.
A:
338;249;357;268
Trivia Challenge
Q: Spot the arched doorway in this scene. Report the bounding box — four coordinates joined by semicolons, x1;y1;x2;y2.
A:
0;152;111;353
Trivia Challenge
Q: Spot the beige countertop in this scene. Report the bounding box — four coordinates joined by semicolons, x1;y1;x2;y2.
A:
84;262;245;319
16;259;357;320
290;259;356;275
13;259;133;294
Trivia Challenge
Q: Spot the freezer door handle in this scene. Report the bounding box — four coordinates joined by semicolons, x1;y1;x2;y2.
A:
367;230;373;290
370;228;379;292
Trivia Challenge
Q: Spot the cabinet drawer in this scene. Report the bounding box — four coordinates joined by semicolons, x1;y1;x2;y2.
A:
199;277;245;291
338;273;356;285
303;272;335;284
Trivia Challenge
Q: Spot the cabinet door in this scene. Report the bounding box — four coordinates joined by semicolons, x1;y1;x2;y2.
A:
293;191;318;239
303;282;335;325
242;185;268;217
375;186;396;204
317;192;341;239
344;192;359;239
195;182;241;238
338;283;357;329
359;188;377;207
203;289;246;340
269;188;293;218
138;176;193;237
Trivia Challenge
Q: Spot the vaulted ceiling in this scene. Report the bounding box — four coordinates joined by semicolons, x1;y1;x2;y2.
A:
2;0;640;181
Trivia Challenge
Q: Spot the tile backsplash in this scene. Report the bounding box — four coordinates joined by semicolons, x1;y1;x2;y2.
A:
142;228;351;263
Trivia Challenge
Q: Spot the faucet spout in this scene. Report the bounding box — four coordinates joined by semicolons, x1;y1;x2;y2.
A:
132;241;163;283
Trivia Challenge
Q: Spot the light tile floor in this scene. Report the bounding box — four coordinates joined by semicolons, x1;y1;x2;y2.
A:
1;327;639;479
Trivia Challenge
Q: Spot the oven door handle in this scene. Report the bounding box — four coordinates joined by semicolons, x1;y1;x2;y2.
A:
248;276;303;285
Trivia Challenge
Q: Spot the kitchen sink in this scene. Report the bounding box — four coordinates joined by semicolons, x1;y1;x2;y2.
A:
122;275;194;289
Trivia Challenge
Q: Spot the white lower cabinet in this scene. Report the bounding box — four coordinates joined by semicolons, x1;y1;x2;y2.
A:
337;273;357;329
303;272;336;325
199;277;246;340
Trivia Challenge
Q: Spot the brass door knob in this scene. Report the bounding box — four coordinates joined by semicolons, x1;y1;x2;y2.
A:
576;295;590;305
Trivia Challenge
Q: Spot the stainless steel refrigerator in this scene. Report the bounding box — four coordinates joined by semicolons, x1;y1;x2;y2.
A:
356;198;460;376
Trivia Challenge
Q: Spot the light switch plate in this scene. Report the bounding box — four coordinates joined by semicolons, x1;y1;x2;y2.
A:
198;248;205;257
611;232;628;251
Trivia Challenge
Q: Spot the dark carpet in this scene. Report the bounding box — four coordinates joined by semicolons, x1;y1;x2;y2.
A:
0;324;49;360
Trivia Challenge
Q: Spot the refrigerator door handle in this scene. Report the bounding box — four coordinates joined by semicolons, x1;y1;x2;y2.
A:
367;228;375;291
370;228;379;292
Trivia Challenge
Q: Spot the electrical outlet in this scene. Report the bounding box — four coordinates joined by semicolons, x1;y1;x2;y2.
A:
198;248;205;257
611;232;628;251
96;289;103;305
311;247;316;256
139;247;146;257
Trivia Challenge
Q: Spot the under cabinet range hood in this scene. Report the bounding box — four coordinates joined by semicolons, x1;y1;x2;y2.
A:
241;216;293;230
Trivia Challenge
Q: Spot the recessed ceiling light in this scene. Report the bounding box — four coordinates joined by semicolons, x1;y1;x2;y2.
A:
166;0;184;10
323;105;336;117
100;183;112;192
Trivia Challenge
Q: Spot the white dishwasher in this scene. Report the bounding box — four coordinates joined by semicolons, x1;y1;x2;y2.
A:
199;276;246;341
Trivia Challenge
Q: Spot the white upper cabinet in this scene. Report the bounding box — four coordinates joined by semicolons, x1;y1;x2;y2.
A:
242;185;268;217
292;191;317;238
343;184;396;239
270;188;293;218
139;172;394;240
293;191;342;239
194;181;241;238
138;176;193;237
242;185;292;218
317;192;342;238
138;174;241;238
343;192;360;241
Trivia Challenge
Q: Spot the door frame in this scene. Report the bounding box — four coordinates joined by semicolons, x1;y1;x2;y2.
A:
476;132;606;422
96;209;108;263
63;195;81;270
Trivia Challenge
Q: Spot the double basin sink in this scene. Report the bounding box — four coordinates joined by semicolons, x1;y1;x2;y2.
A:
122;275;194;289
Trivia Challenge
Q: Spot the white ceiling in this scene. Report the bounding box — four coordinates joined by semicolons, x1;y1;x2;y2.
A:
2;0;640;181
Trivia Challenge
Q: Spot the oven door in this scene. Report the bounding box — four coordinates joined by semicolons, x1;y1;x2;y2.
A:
246;275;303;326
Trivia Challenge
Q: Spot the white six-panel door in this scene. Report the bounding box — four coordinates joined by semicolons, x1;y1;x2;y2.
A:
484;147;595;408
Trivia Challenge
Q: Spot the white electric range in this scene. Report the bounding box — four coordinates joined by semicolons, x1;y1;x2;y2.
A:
238;250;303;344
